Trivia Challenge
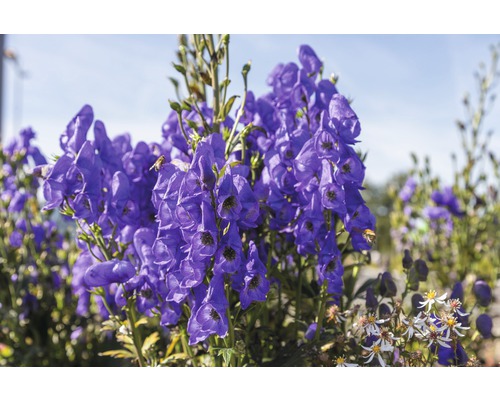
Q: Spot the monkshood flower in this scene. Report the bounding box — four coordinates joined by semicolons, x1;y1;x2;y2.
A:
84;259;136;287
414;259;429;282
437;341;468;366
305;323;318;340
187;275;228;345
473;279;493;307
476;314;493;338
4;127;47;167
378;272;397;298
238;241;270;310
450;282;464;302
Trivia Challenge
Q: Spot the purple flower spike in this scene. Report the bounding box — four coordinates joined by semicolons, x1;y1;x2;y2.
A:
399;177;417;202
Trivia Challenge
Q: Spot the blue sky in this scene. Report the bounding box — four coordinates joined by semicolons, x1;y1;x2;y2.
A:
3;34;500;185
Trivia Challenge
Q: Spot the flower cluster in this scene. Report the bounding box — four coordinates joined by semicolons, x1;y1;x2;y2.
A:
37;43;376;353
248;45;376;300
38;105;160;318
151;132;266;343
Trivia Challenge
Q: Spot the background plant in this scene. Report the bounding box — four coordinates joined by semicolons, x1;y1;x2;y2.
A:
0;129;116;366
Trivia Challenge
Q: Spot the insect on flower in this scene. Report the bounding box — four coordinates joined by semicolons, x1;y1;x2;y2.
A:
352;227;377;245
149;155;166;171
362;229;376;245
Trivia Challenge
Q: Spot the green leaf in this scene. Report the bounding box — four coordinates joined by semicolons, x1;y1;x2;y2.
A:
172;63;186;75
218;160;241;178
217;348;234;366
186;119;199;131
169;100;182;113
142;332;160;355
116;333;134;346
169;77;179;90
221;95;239;119
99;349;135;359
135;317;149;328
220;78;231;90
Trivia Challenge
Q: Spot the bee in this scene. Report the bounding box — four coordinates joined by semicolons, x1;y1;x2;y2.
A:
361;228;376;245
149;155;166;172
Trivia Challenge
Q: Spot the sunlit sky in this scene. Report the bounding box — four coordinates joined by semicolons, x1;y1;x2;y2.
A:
3;34;500;185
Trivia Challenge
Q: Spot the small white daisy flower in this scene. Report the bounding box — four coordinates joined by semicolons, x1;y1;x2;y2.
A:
419;290;447;312
440;314;470;338
422;322;451;348
362;341;394;367
335;355;358;367
445;298;469;317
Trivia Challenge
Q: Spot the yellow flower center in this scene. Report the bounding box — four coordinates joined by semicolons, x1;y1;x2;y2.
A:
336;357;345;365
368;315;376;324
373;345;381;354
426;290;436;300
447;318;456;328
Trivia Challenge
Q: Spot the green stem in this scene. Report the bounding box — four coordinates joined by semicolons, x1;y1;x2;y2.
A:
314;280;329;341
181;329;198;367
126;300;146;367
295;258;303;340
207;34;221;133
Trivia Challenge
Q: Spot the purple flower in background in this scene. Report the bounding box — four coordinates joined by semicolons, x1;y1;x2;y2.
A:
379;272;397;298
451;282;464;302
305;322;318;340
473;280;492;307
431;187;465;217
399;177;416;202
476;314;493;339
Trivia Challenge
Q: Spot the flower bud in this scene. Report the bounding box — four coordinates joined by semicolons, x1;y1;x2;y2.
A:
476;314;493;338
305;323;317;340
402;249;413;269
379;272;397;298
414;259;429;282
473;280;492;307
411;293;424;314
378;303;391;319
451;282;464;302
